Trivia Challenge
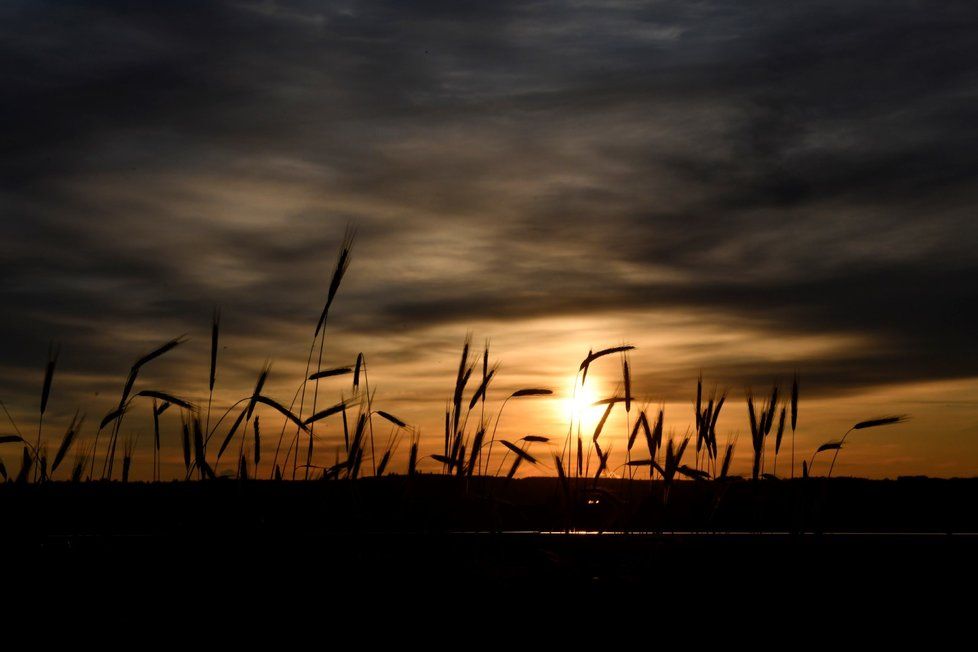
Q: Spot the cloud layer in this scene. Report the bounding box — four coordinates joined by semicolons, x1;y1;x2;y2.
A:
2;1;977;475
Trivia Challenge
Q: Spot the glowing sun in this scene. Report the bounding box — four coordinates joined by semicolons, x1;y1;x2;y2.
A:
562;378;606;434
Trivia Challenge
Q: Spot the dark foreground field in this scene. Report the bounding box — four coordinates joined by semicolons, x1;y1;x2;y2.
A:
4;475;978;597
5;474;978;534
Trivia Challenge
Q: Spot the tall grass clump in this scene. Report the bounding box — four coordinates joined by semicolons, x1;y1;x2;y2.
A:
0;218;925;496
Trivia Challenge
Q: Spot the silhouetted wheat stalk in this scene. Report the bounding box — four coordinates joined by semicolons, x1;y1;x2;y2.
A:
299;228;355;479
790;373;799;479
562;345;634;480
34;343;58;481
97;336;186;480
746;384;780;481
483;387;552;476
205;309;219;443
826;416;908;477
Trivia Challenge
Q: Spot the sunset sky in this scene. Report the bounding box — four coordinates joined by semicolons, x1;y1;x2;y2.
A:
2;1;977;479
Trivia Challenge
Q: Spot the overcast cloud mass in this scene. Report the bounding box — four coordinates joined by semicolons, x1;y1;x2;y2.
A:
2;1;977;477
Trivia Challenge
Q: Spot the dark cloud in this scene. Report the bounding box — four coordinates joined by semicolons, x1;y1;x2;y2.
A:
2;0;977;415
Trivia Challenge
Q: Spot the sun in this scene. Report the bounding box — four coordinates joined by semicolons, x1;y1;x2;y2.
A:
561;377;605;434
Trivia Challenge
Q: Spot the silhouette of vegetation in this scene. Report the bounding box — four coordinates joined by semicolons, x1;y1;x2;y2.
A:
0;229;933;537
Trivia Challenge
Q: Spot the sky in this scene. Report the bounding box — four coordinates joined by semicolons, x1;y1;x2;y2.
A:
2;0;977;479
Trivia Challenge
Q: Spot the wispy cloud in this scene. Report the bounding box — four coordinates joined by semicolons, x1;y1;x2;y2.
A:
2;1;977;475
